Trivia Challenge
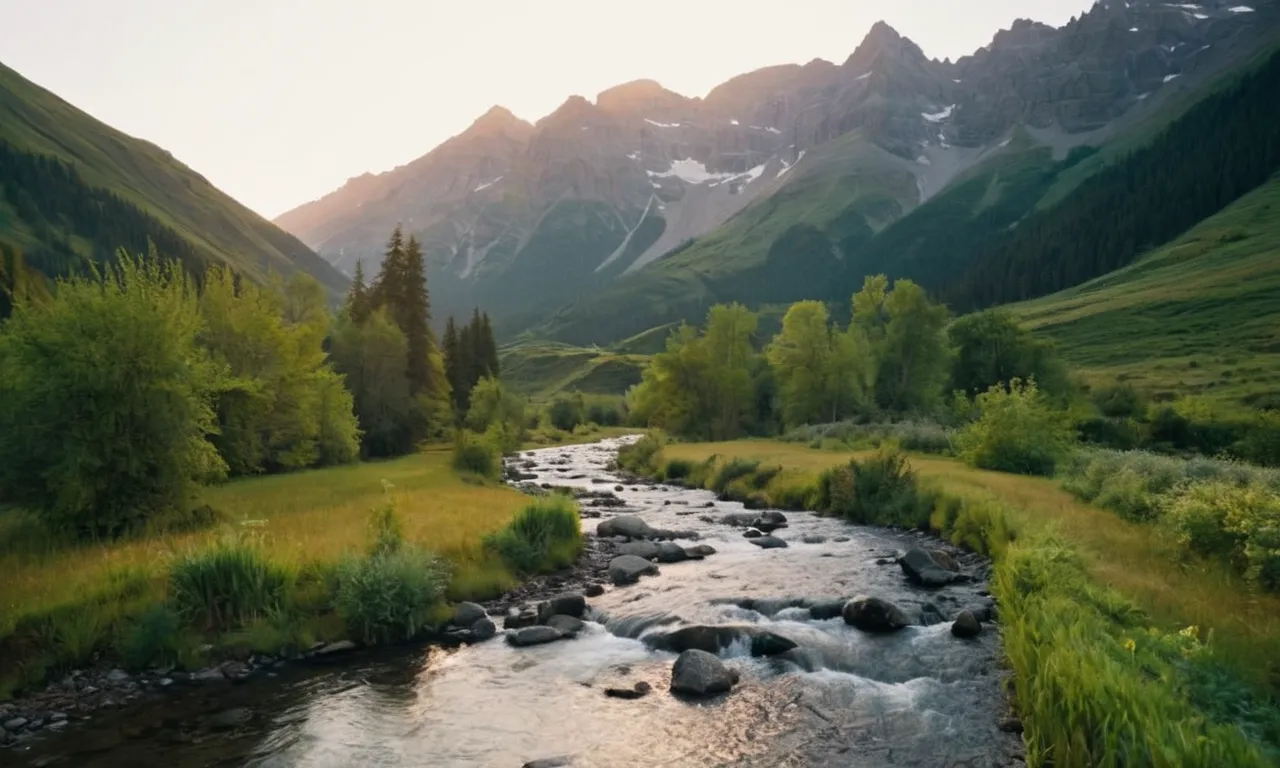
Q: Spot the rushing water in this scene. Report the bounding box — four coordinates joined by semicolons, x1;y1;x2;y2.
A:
9;437;1021;767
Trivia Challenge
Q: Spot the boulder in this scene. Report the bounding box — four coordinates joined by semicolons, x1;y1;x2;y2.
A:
505;608;538;629
538;594;587;623
919;603;947;627
743;528;764;539
608;555;660;585
596;516;655;540
718;513;757;526
604;681;653;700
899;548;959;588
471;618;497;641
655;542;689;563
670;649;739;697
748;535;788;549
523;757;573;768
951;610;982;639
843;596;911;633
545;615;586;637
648;625;797;657
507;626;566;647
584;584;606;598
749;511;789;533
807;599;847;621
800;534;828;544
452;601;487;627
3;717;29;732
617;541;661;560
684;544;717;559
930;549;961;572
833;536;851;543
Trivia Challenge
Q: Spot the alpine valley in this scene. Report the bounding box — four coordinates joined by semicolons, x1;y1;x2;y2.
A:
276;0;1280;355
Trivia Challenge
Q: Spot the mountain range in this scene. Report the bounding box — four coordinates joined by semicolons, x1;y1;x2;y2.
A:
275;0;1279;343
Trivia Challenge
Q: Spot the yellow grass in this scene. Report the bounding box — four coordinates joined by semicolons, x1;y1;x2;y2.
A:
0;447;530;634
665;440;1280;674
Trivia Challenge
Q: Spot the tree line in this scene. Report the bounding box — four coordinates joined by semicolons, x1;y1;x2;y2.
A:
0;225;503;538
628;275;1066;440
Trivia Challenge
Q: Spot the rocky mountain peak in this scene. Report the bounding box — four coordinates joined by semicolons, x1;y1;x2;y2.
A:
844;20;927;71
596;79;691;115
463;105;534;141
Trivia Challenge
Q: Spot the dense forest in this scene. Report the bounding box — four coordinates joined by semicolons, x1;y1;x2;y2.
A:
948;47;1280;309
0;139;209;286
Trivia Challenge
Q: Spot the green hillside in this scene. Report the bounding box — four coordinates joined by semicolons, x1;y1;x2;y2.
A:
0;62;347;294
499;341;646;400
1016;175;1280;409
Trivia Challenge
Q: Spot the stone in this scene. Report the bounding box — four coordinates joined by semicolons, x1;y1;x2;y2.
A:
833;536;851;543
951;610;982;638
930;549;961;572
220;661;251;680
538;594;587;623
614;485;625;492
608;555;660;585
596;516;656;540
471;618;497;641
545;615;586;637
670;649;739;697
654;542;689;563
50;712;67;722
807;599;847;621
748;511;789;533
742;528;764;539
648;625;797;657
919;603;947;626
523;757;573;768
205;707;252;731
105;669;130;683
3;717;28;732
843;596;911;633
683;544;717;559
748;535;788;549
191;667;225;682
617;541;660;560
316;640;358;655
999;717;1025;734
899;548;959;588
801;534;828;544
453;601;488;627
507;626;566;647
505;609;538;629
604;681;653;699
583;584;606;598
718;513;757;526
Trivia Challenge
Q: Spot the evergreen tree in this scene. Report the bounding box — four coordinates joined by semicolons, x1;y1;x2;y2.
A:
457;319;476;412
345;260;370;322
442;316;464;412
480;311;500;377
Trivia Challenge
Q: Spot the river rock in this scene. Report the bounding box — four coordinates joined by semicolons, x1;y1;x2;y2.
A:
505;608;539;629
930;549;961;572
4;717;28;732
609;555;660;585
801;534;828;544
843;596;911;632
617;541;661;559
316;640;358;656
597;516;655;540
919;603;947;626
453;601;488;627
205;707;252;731
507;626;566;647
951;610;983;638
655;542;689;563
106;669;130;683
684;544;717;559
743;528;764;538
538;594;587;622
604;681;653;700
648;625;797;657
191;667;226;682
670;650;739;697
807;599;847;620
718;513;757;526
472;618;497;641
523;756;573;768
584;584;606;598
899;548;959;588
748;535;788;549
545;615;586;637
749;511;788;533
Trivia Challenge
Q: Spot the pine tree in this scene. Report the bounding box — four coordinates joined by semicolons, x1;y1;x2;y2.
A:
345;260;370;322
442;315;463;412
480;311;500;377
456;319;476;413
398;235;435;397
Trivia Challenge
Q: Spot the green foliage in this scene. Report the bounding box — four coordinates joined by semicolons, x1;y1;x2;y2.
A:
958;379;1074;476
484;496;582;576
548;393;586;431
948;309;1068;399
661;458;695;481
617;435;664;475
710;459;761;496
330;308;417;458
768;300;875;427
444;308;500;413
451;431;502;481
117;605;182;670
334;501;450;645
853;276;952;413
465;377;526;452
1166;481;1280;590
169;531;292;632
815;450;935;528
0;254;225;538
783;419;955;455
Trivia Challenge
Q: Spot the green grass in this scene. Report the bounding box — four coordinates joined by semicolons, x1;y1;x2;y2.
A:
499;340;646;400
1015;176;1280;409
0;62;346;295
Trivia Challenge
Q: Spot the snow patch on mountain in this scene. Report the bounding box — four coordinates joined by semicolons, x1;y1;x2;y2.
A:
855;70;873;80
922;105;955;123
473;177;503;192
648;158;740;185
596;195;658;273
644;118;680;128
775;150;807;180
1164;73;1181;82
1229;4;1254;11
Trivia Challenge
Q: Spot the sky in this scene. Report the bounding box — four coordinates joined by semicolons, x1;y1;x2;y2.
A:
0;0;1094;219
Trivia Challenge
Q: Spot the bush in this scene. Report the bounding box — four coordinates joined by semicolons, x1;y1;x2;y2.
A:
117;605;183;670
484;496;583;575
816;450;934;528
661;458;695;481
334;501;450;644
783;419;955;455
548;395;586;431
710;458;760;496
1166;481;1280;590
169;532;292;631
958;379;1073;476
617;435;663;474
586;397;626;427
452;430;501;480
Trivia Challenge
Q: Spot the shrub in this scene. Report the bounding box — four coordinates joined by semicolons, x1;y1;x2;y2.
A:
661;458;695;481
1093;383;1147;419
617;435;663;474
117;605;182;670
452;430;501;480
586;398;625;427
169;532;292;631
335;547;450;644
548;395;586;431
484;496;582;575
1166;481;1280;590
816;450;934;528
1235;411;1280;468
783;419;955;455
958;379;1073;476
710;459;760;496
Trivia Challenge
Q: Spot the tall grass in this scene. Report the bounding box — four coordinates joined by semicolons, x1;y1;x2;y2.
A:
814;450;937;528
484;496;583;576
783;419;955;455
169;531;292;631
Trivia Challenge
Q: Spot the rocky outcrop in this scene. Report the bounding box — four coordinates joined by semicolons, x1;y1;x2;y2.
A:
670;650;740;697
843;596;911;633
604;681;653;700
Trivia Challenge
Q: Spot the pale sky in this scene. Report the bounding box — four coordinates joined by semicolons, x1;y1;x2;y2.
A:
0;0;1093;219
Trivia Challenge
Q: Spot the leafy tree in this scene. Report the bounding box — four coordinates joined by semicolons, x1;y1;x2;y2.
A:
948;309;1068;399
701;303;759;439
548;393;586;431
767;301;874;427
854;276;950;412
465;377;526;452
628;324;717;439
330;308;417;458
0;254;224;537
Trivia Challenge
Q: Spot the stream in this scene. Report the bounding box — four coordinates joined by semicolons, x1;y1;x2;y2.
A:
7;437;1021;767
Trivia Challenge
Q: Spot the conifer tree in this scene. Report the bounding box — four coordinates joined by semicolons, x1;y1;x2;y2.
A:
480;311;500;377
345;260;370;322
442;316;464;412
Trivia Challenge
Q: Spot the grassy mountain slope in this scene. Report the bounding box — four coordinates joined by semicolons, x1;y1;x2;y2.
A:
0;62;346;294
499;342;646;400
1015;175;1280;409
